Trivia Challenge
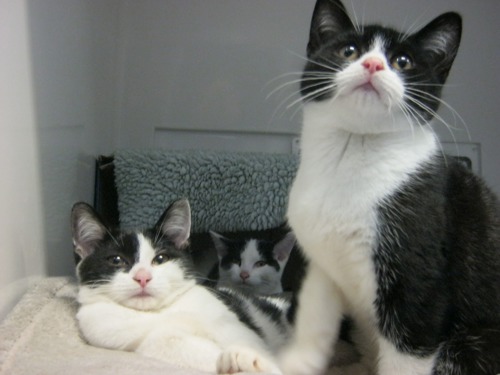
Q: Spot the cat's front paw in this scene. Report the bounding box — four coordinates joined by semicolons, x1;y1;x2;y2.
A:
278;344;328;375
216;346;281;374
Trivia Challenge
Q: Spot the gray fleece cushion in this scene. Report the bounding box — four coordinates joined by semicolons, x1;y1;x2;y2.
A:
114;150;298;232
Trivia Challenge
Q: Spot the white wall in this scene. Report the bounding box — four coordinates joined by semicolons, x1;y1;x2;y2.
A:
114;0;310;150
27;0;120;277
1;0;499;320
0;0;46;321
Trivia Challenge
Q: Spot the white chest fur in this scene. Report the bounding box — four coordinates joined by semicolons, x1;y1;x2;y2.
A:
288;104;438;314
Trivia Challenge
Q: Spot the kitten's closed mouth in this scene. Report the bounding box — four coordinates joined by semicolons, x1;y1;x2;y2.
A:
355;81;380;97
134;290;152;298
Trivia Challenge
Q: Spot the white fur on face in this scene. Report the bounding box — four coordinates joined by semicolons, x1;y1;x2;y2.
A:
312;37;409;135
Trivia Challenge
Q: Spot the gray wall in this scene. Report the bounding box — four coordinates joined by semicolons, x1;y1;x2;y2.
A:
1;0;499;319
0;0;46;321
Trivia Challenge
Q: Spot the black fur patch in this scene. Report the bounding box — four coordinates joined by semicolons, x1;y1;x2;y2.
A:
209;288;264;337
375;155;500;371
209;287;290;338
77;232;138;286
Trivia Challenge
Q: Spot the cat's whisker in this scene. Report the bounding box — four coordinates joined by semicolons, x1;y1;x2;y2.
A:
284;83;337;120
398;9;432;43
193;275;217;284
394;103;416;137
398;101;451;167
400;101;433;140
404;94;462;150
265;78;301;102
404;93;450;127
266;75;334;102
263;71;308;99
264;70;336;92
406;87;469;137
288;50;342;74
346;1;361;34
404;82;446;88
154;221;167;245
271;88;303;121
103;228;121;248
264;71;306;87
297;83;337;107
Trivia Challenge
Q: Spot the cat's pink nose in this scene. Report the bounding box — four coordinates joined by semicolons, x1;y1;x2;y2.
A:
362;57;384;74
240;271;250;281
133;268;152;288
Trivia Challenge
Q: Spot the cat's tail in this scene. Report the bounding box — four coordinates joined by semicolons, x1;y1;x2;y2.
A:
434;326;500;375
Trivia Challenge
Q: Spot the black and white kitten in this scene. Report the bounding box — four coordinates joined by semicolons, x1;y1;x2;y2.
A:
71;198;289;374
210;230;295;294
279;1;500;375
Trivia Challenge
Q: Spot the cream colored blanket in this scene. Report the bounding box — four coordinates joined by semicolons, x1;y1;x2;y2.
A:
0;277;213;375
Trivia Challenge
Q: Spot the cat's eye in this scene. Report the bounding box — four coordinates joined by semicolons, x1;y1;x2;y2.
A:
254;261;267;268
107;255;128;267
391;54;413;71
339;44;359;61
152;253;169;265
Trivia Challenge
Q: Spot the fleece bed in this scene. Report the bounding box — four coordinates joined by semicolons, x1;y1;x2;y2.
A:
0;277;221;375
113;149;299;232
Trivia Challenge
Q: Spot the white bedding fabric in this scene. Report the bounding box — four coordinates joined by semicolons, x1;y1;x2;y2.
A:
0;277;215;375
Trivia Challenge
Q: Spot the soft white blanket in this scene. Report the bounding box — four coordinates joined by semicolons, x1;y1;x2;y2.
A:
0;277;213;375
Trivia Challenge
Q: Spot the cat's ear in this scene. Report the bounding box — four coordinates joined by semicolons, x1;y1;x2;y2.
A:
273;231;296;263
413;12;462;82
209;231;228;260
155;198;191;249
71;202;108;260
307;0;354;56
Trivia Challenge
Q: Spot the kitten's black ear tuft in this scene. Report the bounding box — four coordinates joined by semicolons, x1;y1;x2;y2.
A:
71;202;108;260
414;12;462;82
155;198;191;249
273;231;296;262
308;0;354;56
209;231;229;259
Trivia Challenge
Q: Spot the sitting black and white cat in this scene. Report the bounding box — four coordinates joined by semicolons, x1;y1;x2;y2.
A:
209;230;296;294
71;198;289;374
279;1;500;375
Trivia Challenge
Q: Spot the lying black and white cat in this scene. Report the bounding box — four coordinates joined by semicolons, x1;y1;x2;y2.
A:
279;1;500;375
209;230;295;294
71;198;290;374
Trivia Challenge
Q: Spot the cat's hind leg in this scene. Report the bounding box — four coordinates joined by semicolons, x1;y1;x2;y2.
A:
278;263;343;375
216;345;281;374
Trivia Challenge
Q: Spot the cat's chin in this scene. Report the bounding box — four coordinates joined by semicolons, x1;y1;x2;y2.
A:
304;100;409;135
354;82;381;97
121;294;163;311
339;85;399;116
235;282;255;291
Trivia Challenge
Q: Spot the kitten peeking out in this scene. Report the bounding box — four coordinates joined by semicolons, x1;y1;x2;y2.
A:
210;230;295;295
279;1;500;375
71;198;290;374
